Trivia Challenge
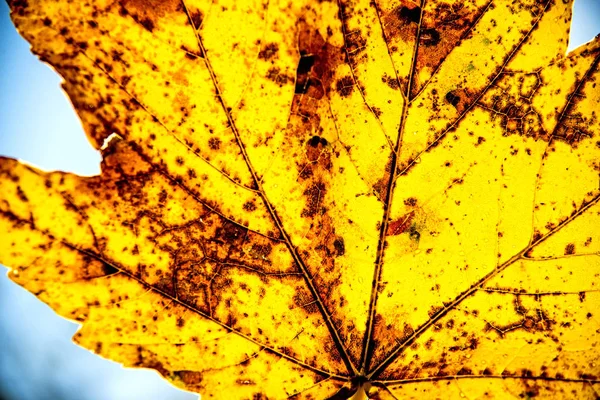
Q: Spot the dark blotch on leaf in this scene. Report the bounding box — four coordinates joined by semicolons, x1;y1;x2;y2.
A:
408;224;420;241
333;238;345;256
140;17;154;32
295;80;309;94
420;28;441;46
309;135;321;147
445;91;460;107
217;222;248;243
102;262;119;276
326;387;357;400
399;6;421;24
297;53;315;75
295;53;315;94
190;11;203;29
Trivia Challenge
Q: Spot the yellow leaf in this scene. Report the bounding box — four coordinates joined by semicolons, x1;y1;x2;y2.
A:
1;0;599;398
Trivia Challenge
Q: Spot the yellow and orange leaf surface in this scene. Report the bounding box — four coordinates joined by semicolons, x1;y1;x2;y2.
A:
1;0;599;398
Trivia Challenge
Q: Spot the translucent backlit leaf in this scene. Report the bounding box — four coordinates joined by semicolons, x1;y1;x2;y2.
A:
1;0;599;398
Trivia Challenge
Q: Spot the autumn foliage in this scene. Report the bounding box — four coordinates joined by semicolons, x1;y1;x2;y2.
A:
1;0;599;398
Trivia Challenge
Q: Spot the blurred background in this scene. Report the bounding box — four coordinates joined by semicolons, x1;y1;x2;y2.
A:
0;1;598;399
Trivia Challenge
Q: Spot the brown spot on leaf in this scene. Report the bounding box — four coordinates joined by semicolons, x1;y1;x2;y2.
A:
139;17;154;32
216;221;248;244
404;2;489;97
293;21;345;100
333;237;345;256
335;75;354;97
387;211;415;236
382;73;401;90
190;10;203;29
564;243;575;255
404;197;417;206
301;182;325;218
208;137;221;150
243;201;257;212
258;43;279;61
175;370;203;386
266;67;292;86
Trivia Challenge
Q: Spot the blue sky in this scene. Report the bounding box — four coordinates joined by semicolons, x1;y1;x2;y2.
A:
0;1;598;399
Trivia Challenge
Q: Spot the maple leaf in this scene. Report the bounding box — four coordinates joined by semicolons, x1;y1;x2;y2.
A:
1;0;599;398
